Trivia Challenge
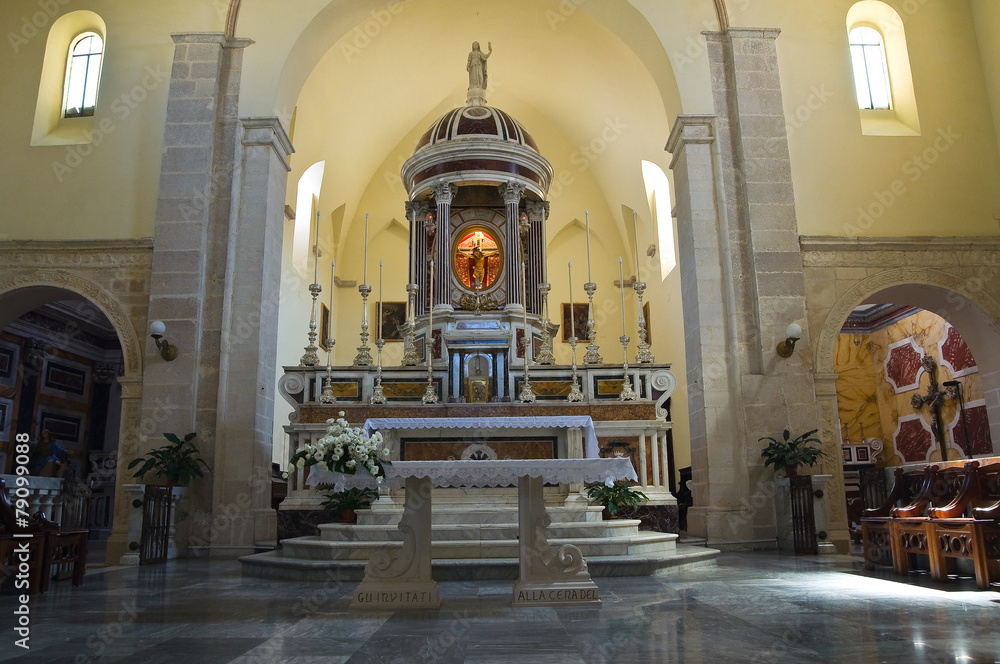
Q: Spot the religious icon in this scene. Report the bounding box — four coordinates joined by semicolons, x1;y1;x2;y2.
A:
319;304;331;351
379;302;407;342
454;229;501;290
561;303;589;343
643;301;652;345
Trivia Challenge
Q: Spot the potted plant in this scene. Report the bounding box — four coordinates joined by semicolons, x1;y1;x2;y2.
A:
127;432;211;486
584;481;649;519
759;429;824;477
320;486;380;524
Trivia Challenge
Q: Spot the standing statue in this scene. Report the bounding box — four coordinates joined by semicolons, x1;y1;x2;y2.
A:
467;41;492;101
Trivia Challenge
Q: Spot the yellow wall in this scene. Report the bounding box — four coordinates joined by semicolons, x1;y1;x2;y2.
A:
835;309;986;465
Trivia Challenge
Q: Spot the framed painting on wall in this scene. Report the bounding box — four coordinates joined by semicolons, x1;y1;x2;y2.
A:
561;303;589;343
319;303;331;352
379;302;407;342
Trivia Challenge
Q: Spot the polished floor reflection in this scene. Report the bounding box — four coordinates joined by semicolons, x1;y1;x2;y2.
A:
1;552;998;663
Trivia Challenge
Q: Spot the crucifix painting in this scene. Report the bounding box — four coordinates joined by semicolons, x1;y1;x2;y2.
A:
454;229;501;290
910;355;954;460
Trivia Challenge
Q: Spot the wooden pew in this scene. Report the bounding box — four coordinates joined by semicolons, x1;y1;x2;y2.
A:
925;462;1000;589
888;464;969;577
861;466;932;570
0;479;86;593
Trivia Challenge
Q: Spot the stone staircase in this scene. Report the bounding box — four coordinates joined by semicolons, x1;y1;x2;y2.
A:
241;489;718;581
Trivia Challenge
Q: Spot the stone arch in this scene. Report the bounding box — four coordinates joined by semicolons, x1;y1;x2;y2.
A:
0;271;143;379
815;266;1000;453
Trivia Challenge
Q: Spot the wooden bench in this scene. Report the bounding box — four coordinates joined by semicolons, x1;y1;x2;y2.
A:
0;479;86;594
924;462;1000;589
888;464;967;577
860;466;930;570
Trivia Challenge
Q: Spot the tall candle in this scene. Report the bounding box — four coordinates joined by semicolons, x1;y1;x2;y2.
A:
363;213;369;285
618;257;626;336
568;262;575;339
428;260;435;362
632;210;640;277
313;210;321;284
585;210;592;283
329;261;335;316
378;260;383;340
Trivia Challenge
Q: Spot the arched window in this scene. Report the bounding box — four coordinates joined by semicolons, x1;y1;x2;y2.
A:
849;26;891;110
62;32;104;118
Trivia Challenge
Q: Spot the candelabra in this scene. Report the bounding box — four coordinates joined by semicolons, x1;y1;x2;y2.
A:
422;262;439;405
567;335;584;402
370;339;386;404
535;283;555;365
518;259;536;403
582;282;603;364
352;283;373;366
633;280;655;363
319;334;337;404
401;283;420;366
619;335;636;401
299;283;322;367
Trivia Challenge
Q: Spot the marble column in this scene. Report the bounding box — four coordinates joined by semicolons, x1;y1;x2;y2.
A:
525;200;549;315
431;182;456;310
405;200;431;315
501;182;526;309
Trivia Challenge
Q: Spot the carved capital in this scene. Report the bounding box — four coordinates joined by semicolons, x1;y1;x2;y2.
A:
525;200;549;222
431;182;457;205
499;181;526;205
405;200;431;222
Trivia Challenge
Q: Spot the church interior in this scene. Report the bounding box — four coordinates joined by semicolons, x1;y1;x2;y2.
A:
1;0;1000;660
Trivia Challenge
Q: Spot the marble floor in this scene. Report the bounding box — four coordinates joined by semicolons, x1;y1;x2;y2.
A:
1;552;998;663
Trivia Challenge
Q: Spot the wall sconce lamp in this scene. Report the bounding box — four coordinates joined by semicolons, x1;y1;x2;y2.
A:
776;323;802;359
148;320;178;361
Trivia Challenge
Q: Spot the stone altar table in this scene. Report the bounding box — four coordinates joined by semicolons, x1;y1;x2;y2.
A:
308;458;637;609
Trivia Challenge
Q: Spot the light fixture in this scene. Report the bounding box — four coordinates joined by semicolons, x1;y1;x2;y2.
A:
776;322;802;358
148;320;178;361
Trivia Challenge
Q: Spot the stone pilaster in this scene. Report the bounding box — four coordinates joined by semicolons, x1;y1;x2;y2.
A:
667;27;818;550
204;117;293;557
501;182;526;309
431;182;456;309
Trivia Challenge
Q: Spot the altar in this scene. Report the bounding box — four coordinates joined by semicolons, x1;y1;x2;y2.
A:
308;458;637;608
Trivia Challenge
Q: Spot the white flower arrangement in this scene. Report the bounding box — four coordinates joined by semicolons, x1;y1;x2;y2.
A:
288;412;391;481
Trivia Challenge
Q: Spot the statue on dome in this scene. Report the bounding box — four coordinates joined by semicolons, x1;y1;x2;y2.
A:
467;41;492;101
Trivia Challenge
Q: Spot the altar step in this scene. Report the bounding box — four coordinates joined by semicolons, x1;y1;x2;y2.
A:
318;518;637;542
240;544;719;582
282;529;676;561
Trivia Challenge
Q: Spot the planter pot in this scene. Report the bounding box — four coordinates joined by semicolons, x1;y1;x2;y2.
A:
339;509;357;524
602;507;618;520
784;465;798;477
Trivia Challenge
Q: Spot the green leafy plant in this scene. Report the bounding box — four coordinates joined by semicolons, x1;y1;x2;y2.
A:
319;486;380;512
584;480;649;517
127;432;210;486
759;429;825;474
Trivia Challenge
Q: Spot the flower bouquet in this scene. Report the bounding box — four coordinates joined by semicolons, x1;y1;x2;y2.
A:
288;412;390;482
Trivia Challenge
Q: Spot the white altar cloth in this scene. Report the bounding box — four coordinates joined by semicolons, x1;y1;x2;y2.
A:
360;416;600;459
306;457;636;490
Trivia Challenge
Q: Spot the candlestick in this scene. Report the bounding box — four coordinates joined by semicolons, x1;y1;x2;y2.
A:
585;209;592;283
313;210;321;284
633;277;655;364
299;282;322;367
319;260;338;403
567;262;583;402
352;270;373;366
377;260;383;340
370;338;386;404
583;278;602;364
422;260;438;404
363;213;369;285
632;209;640;277
536;282;555;365
401;283;420;366
618;257;636;401
518;253;536;403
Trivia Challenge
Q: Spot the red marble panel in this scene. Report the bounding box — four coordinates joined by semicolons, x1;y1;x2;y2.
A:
885;340;922;393
950;402;994;456
895;416;933;462
940;324;977;376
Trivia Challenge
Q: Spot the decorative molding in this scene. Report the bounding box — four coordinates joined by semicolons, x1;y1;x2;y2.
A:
0;239;153;267
800;235;1000;253
241;117;295;171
